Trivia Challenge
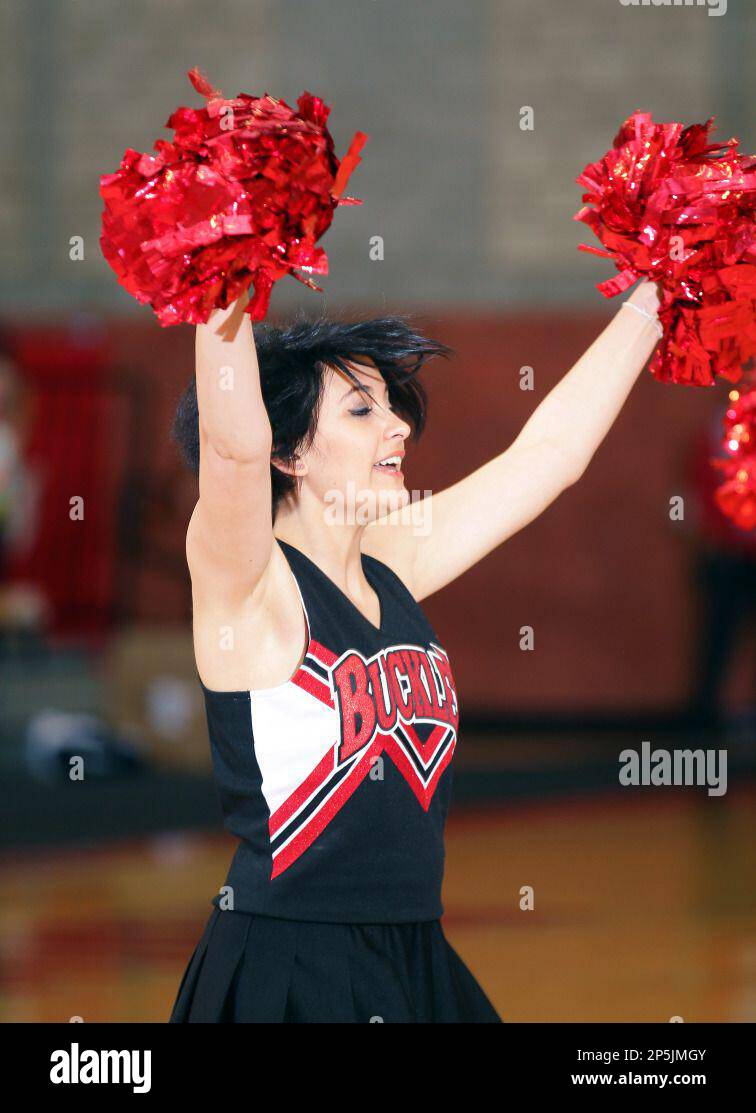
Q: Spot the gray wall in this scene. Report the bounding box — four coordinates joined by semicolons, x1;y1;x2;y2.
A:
0;0;752;315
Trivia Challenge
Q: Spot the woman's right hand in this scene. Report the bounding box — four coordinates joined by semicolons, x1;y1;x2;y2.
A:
203;287;251;336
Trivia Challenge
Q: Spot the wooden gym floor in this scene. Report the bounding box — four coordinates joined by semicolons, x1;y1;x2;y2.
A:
1;781;753;1022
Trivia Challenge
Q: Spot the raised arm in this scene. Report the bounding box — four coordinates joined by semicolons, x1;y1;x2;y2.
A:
186;290;274;606
365;280;662;600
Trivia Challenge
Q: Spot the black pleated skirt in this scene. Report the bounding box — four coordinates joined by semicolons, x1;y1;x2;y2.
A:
170;907;501;1023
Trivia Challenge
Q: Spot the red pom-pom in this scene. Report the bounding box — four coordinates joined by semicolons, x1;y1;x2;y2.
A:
713;452;756;531
712;383;756;529
99;68;368;325
721;386;756;457
575;112;756;386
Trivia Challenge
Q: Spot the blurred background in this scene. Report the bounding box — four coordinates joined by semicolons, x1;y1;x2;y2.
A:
1;0;754;1022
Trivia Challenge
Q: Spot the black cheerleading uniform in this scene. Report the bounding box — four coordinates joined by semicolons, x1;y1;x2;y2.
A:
170;539;500;1023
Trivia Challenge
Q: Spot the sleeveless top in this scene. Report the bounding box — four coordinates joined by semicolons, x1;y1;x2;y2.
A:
201;538;460;924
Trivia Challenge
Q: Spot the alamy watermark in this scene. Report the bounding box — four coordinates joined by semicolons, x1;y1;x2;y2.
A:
619;0;727;17
324;482;432;535
619;741;727;796
50;1044;151;1094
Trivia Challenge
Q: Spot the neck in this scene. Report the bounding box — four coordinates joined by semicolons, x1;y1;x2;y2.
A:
273;497;368;593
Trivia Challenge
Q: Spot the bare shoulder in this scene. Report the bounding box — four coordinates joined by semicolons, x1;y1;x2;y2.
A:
361;520;419;600
189;535;307;692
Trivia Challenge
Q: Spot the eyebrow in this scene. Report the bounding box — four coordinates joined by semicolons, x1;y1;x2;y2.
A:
340;380;388;403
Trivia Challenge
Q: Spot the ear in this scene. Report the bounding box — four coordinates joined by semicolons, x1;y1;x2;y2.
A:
272;453;308;478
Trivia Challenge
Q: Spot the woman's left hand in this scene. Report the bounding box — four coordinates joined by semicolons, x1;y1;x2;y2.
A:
625;278;662;320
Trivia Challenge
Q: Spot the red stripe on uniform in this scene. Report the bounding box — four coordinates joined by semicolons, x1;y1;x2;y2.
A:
308;639;338;667
268;745;336;837
400;721;446;762
291;667;334;707
270;740;382;878
382;731;455;811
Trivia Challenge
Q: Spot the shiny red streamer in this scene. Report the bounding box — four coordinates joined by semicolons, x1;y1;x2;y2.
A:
99;68;368;325
711;383;756;531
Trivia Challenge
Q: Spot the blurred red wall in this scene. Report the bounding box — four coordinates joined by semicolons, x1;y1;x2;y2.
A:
7;310;752;713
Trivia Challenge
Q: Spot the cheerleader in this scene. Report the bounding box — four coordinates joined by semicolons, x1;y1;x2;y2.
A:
169;279;662;1022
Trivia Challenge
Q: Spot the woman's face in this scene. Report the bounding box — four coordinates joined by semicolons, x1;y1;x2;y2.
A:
292;359;413;522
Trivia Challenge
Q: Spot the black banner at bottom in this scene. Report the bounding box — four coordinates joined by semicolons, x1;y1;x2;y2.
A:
1;1021;752;1098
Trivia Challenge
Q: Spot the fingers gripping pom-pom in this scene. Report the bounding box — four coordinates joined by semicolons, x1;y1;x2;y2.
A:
99;68;368;326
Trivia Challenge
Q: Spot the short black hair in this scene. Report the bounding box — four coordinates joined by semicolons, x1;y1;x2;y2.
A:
172;312;452;519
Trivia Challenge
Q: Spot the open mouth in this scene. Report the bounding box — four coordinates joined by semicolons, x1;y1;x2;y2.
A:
373;454;403;475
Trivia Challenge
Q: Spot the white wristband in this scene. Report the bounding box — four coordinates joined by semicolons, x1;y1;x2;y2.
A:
621;299;663;339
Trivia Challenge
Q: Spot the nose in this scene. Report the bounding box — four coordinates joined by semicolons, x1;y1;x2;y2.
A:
385;410;411;441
